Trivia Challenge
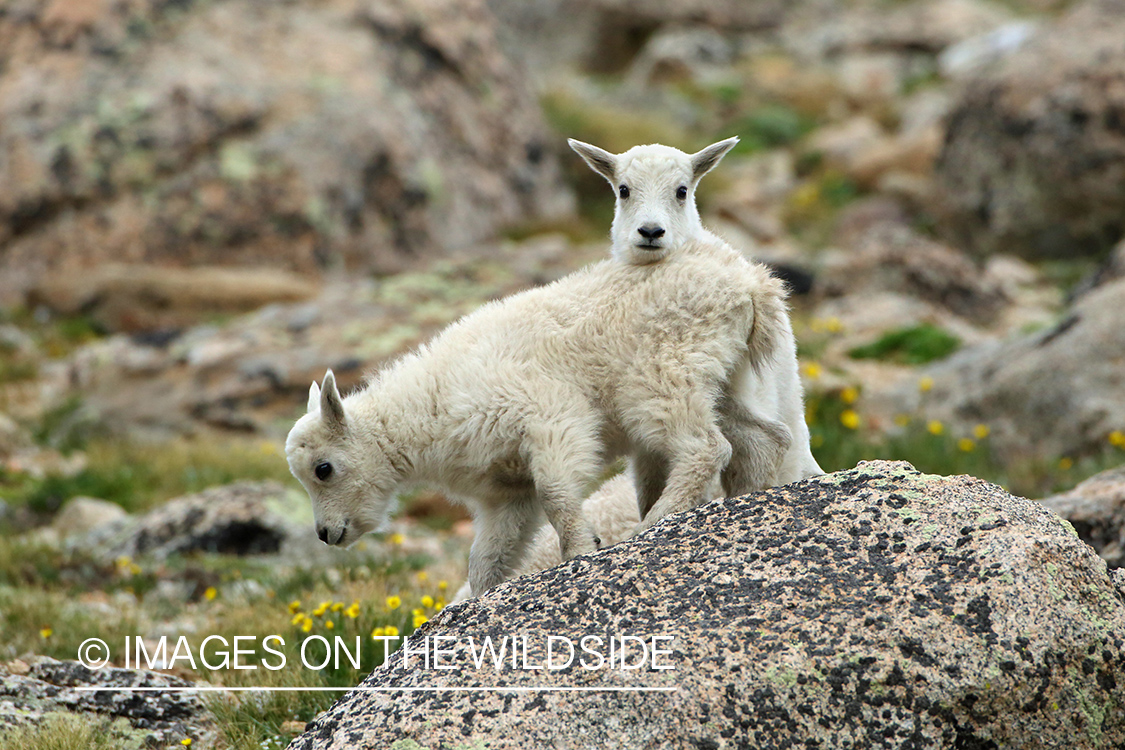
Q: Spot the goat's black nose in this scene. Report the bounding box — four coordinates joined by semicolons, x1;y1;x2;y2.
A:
317;526;329;544
638;225;665;240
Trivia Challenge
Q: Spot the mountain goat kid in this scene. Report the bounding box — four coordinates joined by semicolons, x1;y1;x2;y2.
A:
286;241;788;596
569;136;824;491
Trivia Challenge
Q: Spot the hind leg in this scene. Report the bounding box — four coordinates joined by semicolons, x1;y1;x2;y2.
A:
718;392;791;498
632;448;669;520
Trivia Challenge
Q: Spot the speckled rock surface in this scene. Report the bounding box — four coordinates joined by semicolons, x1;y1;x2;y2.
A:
288;461;1125;749
0;656;210;744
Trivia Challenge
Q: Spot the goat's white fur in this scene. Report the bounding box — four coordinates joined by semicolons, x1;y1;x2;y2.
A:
569;137;824;490
449;139;826;601
287;239;789;596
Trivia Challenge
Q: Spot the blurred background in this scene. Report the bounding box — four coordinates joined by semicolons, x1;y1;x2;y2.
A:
2;0;1125;746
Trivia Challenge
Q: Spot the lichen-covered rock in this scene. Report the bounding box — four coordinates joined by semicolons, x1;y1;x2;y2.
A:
0;656;210;744
288;461;1125;749
0;0;573;306
935;0;1125;260
76;481;307;560
1041;467;1125;569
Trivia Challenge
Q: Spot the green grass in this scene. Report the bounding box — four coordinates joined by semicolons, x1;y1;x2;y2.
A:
1;436;296;517
0;714;147;750
848;324;962;365
804;383;1123;498
726;104;815;154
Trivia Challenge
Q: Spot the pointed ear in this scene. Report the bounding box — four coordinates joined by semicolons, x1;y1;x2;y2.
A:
691;137;739;183
568;138;618;185
307;381;321;413
320;370;346;430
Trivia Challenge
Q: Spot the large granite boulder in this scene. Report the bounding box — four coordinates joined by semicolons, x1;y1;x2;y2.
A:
289;461;1125;749
935;0;1125;260
0;0;573;307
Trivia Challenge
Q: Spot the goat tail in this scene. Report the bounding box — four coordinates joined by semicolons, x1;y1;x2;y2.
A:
745;266;791;374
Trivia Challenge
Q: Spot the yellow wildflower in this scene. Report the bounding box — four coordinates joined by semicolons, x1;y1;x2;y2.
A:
416;571;429;584
421;595;434;609
288;600;302;613
182;740;192;747
840;386;859;405
438;580;449;591
312;601;330;617
894;413;911;427
1059;457;1074;471
413;613;428;628
345;602;361;619
291;613;307;626
325;620;335;630
803;362;823;379
412;608;423;617
435;600;444;611
389;533;405;546
1109;430;1125;448
331;602;344;613
958;438;975;453
926;420;943;436
40;627;52;639
973;424;991;440
204;587;218;601
825;317;843;334
385;625;399;637
839;409;860;430
919;376;934;393
386;595;401;610
371;627;385;639
301;618;313;633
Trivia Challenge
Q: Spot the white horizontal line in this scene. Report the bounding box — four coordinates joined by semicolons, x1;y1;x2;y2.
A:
71;686;678;693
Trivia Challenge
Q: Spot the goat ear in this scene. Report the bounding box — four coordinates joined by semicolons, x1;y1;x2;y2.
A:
691;137;739;183
568;139;617;184
320;370;346;430
307;381;321;413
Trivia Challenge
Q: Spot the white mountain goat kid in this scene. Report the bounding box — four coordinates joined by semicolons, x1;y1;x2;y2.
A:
569;136;824;490
287;241;789;595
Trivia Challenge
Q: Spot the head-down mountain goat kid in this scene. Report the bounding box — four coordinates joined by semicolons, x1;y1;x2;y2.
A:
287;239;789;596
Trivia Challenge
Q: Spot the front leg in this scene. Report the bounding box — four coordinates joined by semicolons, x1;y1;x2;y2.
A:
467;494;542;596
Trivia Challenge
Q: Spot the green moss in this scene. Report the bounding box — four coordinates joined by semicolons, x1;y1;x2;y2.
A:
848;325;961;365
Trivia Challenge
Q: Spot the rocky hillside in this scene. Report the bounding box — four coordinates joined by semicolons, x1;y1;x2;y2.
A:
291;462;1125;749
4;0;1125;747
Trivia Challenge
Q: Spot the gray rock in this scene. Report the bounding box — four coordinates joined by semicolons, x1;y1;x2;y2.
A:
76;481;309;561
0;656;210;744
935;0;1125;260
0;0;573;307
1041;467;1125;568
51;496;128;540
288;461;1125;749
889;276;1125;466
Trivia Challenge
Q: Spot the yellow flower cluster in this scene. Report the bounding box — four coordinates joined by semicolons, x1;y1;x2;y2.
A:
115;555;142;577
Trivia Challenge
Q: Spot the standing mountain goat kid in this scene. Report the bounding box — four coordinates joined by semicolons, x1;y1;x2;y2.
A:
569;136;824;492
287;241;788;596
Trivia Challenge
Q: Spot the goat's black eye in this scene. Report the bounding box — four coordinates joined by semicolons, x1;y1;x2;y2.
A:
676;185;688;200
618;184;630;200
315;462;333;481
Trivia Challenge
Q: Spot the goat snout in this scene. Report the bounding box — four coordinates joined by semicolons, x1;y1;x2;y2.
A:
637;224;665;241
316;523;347;546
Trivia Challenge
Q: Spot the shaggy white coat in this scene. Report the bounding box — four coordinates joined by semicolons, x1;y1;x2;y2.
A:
287;238;788;596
